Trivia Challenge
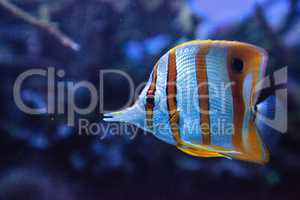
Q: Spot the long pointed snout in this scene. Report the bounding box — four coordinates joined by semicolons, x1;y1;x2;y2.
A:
103;105;146;129
103;110;128;122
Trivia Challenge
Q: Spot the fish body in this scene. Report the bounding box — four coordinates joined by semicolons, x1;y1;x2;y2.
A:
105;40;270;164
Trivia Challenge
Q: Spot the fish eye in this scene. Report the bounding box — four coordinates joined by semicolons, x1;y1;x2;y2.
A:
231;58;244;73
146;95;155;105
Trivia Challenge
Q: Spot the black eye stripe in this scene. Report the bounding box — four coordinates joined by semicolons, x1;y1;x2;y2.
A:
231;58;244;73
146;95;155;105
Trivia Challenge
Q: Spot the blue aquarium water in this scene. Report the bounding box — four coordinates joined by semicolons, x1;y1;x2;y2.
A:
0;0;297;200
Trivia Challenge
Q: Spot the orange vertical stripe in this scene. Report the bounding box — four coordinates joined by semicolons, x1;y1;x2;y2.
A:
227;49;245;151
166;49;181;143
145;63;158;129
196;46;211;145
227;45;261;151
226;44;268;163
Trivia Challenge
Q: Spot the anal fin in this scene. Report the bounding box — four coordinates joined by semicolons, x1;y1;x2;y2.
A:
177;146;227;158
227;122;269;164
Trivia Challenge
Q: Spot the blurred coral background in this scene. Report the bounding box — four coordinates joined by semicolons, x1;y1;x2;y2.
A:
0;0;298;199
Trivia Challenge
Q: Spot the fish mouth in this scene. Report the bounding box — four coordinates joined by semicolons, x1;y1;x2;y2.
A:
102;106;144;125
102;112;124;122
102;115;113;120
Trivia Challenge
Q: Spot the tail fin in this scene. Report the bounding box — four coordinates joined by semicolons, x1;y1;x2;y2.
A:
253;95;287;152
255;94;287;134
